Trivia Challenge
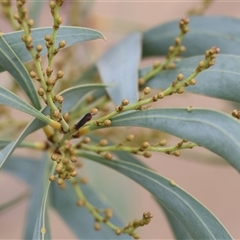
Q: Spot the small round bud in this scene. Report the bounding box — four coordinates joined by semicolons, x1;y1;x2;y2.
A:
180;46;186;52
143;151;152;158
168;63;176;69
104;119;111;126
143;87;151;95
86;95;94;103
57;70;64;79
59;40;66;48
70;170;77;177
62;158;69;165
46;66;53;76
53;110;60;119
169;179;177;186
159;139;167;146
49;175;56;181
49;1;56;9
46;77;55;86
44;34;51;42
168;46;174;52
182;27;189;34
27;19;34;27
56;163;63;174
104;152;113;160
152;60;160;69
105;208;113;219
26;36;32;44
122;99;129;106
115;229;122;235
126;134;134;141
80;177;88;184
209;60;215;66
186;106;192;112
94;222;101;231
174;150;181;157
152;95;158;102
143;211;153;219
38;88;45;96
77;199;85;206
57;178;64;185
63;112;70;122
13;13;20;21
54;95;64;104
57;16;63;25
177;87;184;94
90;108;98;115
175;37;181;46
82;137;91;144
29;71;36;78
133;233;140;239
51;153;58;161
36;44;43;52
177;73;184;81
142;141;150;149
157;92;164;99
99;139;108;146
138;78;145;86
198;61;205;68
189;78;196;85
67;164;75;172
70;156;78;163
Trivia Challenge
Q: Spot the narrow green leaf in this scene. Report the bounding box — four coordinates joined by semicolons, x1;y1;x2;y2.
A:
2;156;40;188
0;34;41;109
0;86;51;124
97;32;141;105
143;16;240;57
107;108;240;172
0;84;105;170
1;26;105;72
2;155;51;239
61;83;105;113
140;54;240;103
160;202;192;240
51;182;130;239
80;152;233;239
33;157;53;240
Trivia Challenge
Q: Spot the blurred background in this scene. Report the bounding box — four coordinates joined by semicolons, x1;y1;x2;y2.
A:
0;1;240;239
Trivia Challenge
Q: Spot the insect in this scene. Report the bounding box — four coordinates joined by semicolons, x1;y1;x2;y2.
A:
74;113;92;130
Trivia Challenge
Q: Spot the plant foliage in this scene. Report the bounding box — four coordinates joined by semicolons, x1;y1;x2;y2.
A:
0;1;239;239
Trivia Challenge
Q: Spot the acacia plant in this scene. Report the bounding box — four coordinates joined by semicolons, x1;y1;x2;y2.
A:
0;1;240;239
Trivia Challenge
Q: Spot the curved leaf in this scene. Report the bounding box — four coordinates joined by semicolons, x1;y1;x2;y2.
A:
143;16;240;57
103;108;240;172
1;26;105;72
0;86;50;124
97;32;141;105
80;152;232;239
140;54;240;103
159;201;192;239
0;84;105;170
2;155;51;239
2;156;40;188
51;182;130;239
33;157;52;240
0;34;41;109
61;83;105;113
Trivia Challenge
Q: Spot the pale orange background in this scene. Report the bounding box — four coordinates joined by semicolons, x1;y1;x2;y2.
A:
0;1;240;240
